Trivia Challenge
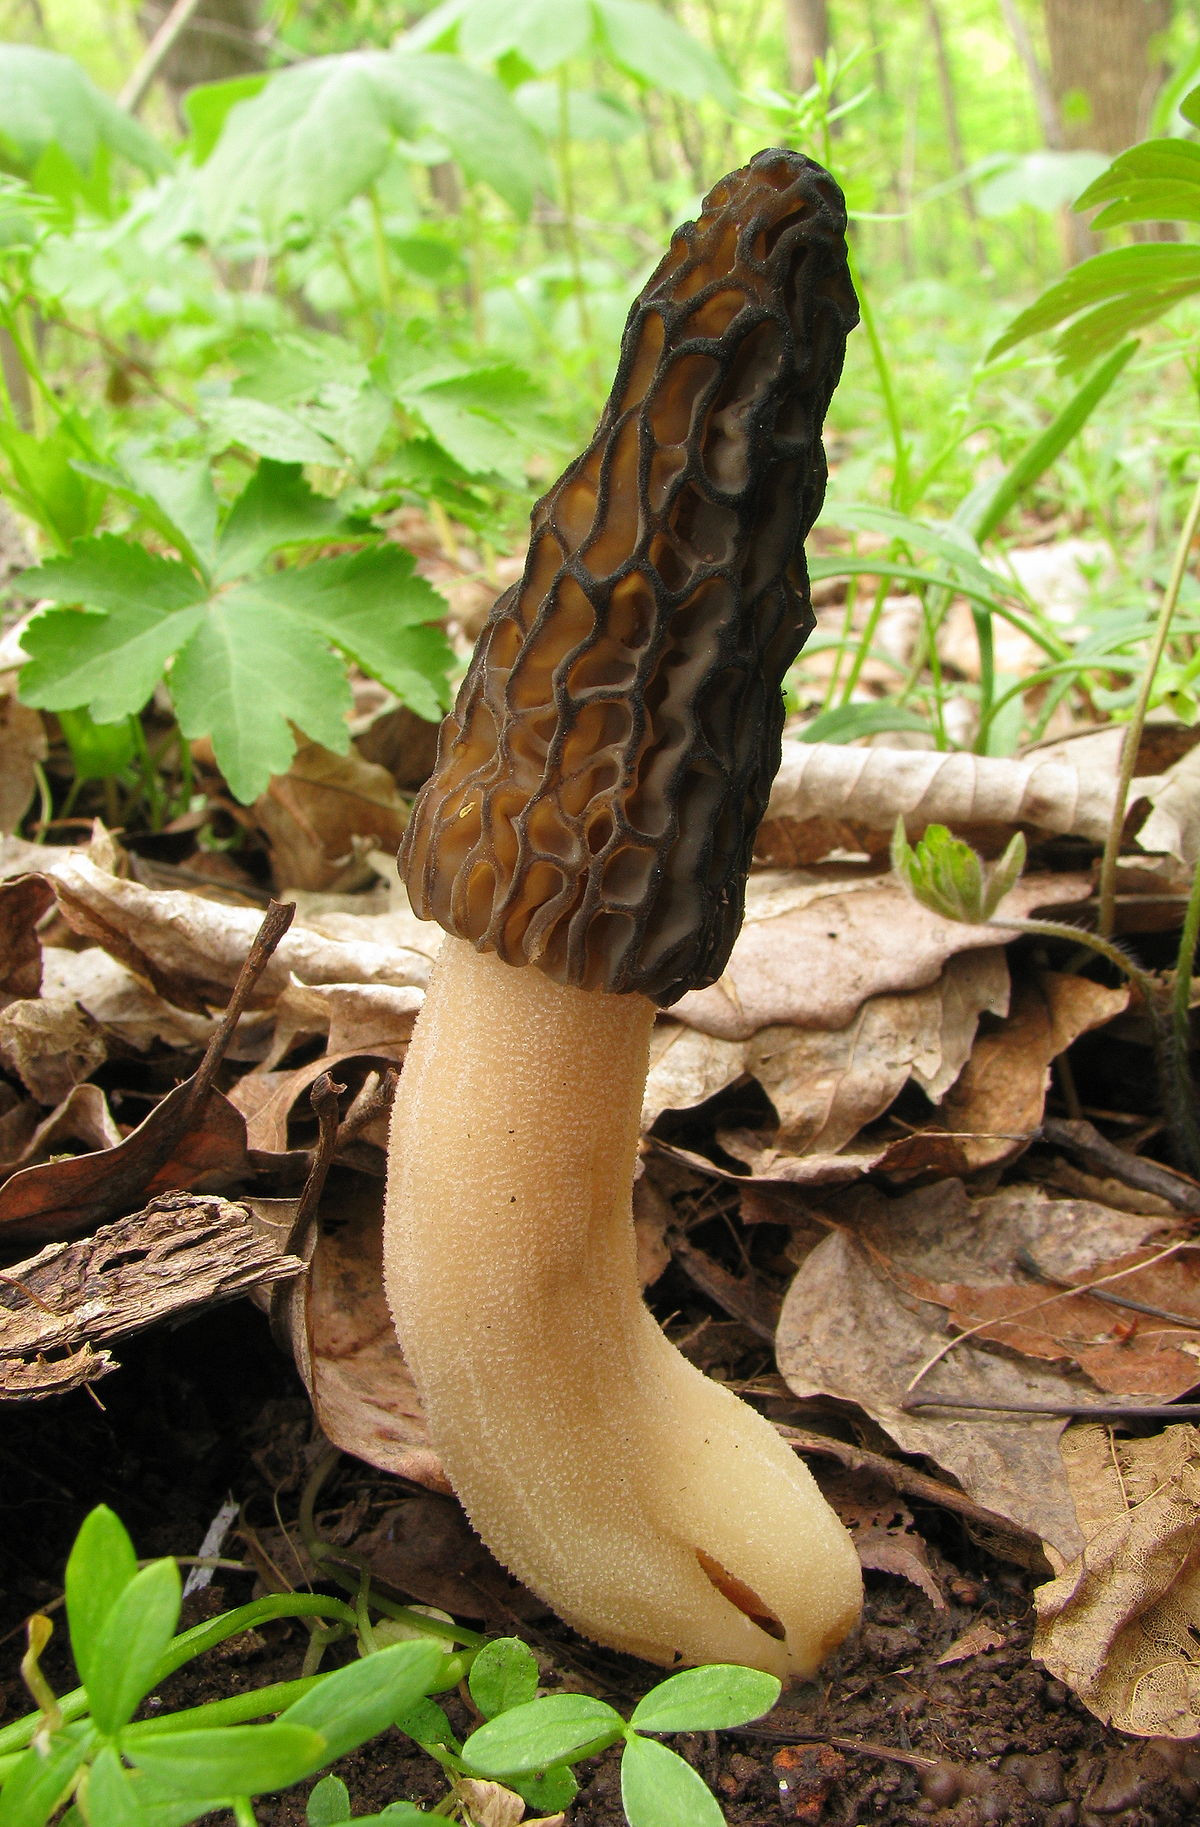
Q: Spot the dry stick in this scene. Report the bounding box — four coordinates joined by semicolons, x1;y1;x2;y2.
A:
1016;1244;1200;1331
777;1425;1028;1543
118;0;209;115
180;899;295;1131
1042;1115;1200;1218
743;1725;940;1771
1097;469;1200;939
902;1235;1192;1403
269;1072;346;1348
904;1395;1200;1421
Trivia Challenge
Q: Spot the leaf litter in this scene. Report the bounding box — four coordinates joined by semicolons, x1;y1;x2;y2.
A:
1;723;1200;1771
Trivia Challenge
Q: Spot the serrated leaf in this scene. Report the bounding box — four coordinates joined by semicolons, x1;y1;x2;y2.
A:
205;397;341;466
468;1638;540;1720
70;459;218;576
216;461;356;582
620;1734;725;1827
462;1695;625;1777
0;419;106;549
125;1723;327;1798
278;1641;444;1764
63;1506;138;1698
257;546;453;721
170;590;352;802
16;539;207;721
629;1665;780;1734
86;1558;182;1734
0;45;166;179
198;50;548;244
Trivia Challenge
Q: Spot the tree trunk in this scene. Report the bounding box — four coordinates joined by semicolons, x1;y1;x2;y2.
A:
782;0;829;93
925;0;991;272
1043;0;1172;258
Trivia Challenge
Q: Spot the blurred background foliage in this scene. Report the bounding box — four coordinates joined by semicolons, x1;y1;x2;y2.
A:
0;0;1196;813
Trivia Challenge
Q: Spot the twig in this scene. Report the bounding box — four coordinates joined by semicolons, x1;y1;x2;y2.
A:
903;1395;1200;1420
119;0;209;114
1041;1116;1200;1217
777;1425;1030;1544
181;900;295;1128
1016;1245;1200;1331
742;1726;940;1771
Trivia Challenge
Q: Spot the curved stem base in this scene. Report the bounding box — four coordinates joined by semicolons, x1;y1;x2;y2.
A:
384;937;862;1680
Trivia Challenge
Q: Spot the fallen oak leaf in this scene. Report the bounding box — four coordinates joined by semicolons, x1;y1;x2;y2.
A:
0;874;53;998
1034;1423;1200;1737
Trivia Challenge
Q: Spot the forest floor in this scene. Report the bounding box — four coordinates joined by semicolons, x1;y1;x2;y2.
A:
4;1294;1200;1827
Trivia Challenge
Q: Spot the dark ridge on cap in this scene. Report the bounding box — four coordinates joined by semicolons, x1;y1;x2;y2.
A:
399;148;858;1006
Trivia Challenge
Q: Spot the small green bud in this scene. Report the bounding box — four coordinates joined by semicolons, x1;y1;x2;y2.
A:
891;820;1026;924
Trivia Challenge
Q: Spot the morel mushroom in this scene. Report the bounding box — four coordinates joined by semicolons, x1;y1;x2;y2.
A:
385;150;862;1680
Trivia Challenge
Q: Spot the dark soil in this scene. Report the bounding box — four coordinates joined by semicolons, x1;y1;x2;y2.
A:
3;1302;1199;1827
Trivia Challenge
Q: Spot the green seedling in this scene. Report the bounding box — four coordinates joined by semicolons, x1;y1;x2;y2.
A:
893;822;1200;1174
0;1507;782;1827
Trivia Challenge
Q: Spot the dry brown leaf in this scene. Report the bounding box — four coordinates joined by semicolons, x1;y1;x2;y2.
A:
0;1079;251;1244
776;1182;1173;1554
0;1082;121;1175
0;997;107;1104
762;742;1119;851
39;947;224;1054
643;1022;745;1129
822;1466;946;1608
745;949;1009;1151
0;681;46;835
282;1185;447;1491
937;1620;1006;1665
31;850;435;1014
671;869;1090;1040
939;972;1129;1171
0;875;53;997
1034;1424;1200;1736
254;739;409;893
1136;744;1200;867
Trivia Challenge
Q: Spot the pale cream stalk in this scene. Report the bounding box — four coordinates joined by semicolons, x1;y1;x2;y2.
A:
384;936;862;1680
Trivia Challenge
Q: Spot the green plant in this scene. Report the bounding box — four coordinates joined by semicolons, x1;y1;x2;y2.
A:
0;1505;459;1826
13;454;454;804
892;822;1200;1175
0;1507;783;1826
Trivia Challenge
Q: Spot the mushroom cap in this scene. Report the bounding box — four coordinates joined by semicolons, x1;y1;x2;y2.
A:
400;148;858;1006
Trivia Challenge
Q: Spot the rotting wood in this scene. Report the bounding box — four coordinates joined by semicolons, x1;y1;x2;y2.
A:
0;1191;305;1399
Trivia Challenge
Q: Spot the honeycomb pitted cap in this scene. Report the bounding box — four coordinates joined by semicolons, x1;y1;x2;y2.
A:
399;148;858;1005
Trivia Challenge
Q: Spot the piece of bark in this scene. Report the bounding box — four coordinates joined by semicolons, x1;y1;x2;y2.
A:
0;1192;305;1399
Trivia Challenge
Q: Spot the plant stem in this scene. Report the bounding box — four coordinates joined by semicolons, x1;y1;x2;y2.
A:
1097;464;1200;937
847;250;910;509
124;1678;323;1738
556;68;598;389
368;185;394;317
988;915;1158;1006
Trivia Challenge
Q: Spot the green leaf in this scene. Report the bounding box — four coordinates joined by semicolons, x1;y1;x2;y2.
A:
962;339;1137;542
126;1723;327;1798
306;1774;352;1824
86;1559;182;1735
58;707;137;781
393;1696;458;1752
205;397;342;467
278;1642;445;1765
0;420;106;551
352;1808;429;1824
0;46;167;179
82;1747;143;1827
258;546;453;722
594;0;735;103
1090;181;1200;230
71;457;219;576
987;244;1200;361
17;540;207;722
64;1507;139;1698
454;0;592;70
170;589;352;802
462;1695;625;1776
799;703;931;744
183;73;269;163
629;1665;781;1734
513;81;638;142
467;1639;540;1721
0;1729;92;1827
507;1763;579;1813
1182;83;1200;129
198;51;549;244
216;461;356;582
620;1734;726;1827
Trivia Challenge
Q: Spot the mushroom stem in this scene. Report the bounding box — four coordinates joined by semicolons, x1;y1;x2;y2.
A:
384;935;862;1679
